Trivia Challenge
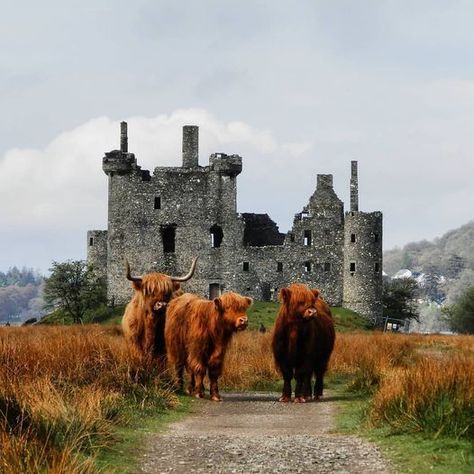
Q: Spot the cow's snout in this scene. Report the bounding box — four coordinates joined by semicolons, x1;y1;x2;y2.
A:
237;316;248;330
153;301;167;312
303;307;317;319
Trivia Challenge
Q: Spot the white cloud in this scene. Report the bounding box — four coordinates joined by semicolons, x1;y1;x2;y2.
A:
0;109;288;271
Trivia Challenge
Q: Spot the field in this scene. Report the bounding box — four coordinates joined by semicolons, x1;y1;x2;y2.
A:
1;308;473;472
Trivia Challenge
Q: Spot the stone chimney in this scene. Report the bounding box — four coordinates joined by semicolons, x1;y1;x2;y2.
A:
317;174;334;189
182;125;199;168
350;160;359;212
120;121;128;153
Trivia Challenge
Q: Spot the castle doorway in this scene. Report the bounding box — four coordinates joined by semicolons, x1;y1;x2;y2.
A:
261;282;271;301
209;283;221;299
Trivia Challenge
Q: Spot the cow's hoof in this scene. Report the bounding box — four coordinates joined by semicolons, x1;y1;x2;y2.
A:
278;395;291;403
294;396;306;403
194;392;204;399
313;395;322;402
211;395;222;402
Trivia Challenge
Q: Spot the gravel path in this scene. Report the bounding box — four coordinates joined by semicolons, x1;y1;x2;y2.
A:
140;392;391;473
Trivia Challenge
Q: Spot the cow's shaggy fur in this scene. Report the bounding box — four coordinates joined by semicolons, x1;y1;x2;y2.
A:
272;283;335;402
122;273;182;367
165;292;252;401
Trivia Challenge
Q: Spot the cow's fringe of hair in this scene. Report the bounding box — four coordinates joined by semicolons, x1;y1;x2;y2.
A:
138;274;174;300
277;283;316;320
218;292;253;312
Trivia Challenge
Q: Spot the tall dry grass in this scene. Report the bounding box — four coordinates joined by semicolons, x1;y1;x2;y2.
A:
2;325;473;472
327;332;473;439
220;332;279;390
222;331;474;440
0;325;176;473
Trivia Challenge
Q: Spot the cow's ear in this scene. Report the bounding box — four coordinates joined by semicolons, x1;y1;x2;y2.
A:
311;289;320;299
279;288;291;303
214;297;224;313
244;296;253;308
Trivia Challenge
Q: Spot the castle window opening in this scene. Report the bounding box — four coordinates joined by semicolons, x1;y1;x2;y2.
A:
243;262;250;272
351;233;356;243
350;262;356;272
304;230;312;246
89;237;94;246
324;262;331;272
210;224;223;248
304;261;312;272
161;225;176;253
374;233;379;243
289;233;295;242
374;262;380;272
154;196;161;209
277;262;283;272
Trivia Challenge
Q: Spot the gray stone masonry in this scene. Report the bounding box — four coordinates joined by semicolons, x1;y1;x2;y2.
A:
87;123;383;320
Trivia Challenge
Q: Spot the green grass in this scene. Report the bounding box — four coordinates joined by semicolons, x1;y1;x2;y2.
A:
40;305;126;325
95;396;192;473
41;301;369;333
331;375;474;474
247;300;280;331
247;301;370;332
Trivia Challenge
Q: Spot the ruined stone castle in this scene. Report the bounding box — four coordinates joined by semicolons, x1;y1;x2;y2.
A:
87;123;383;320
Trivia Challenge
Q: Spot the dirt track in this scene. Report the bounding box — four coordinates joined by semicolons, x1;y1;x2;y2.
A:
140;392;391;473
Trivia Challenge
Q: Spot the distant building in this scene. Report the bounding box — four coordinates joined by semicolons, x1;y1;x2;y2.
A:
87;123;383;320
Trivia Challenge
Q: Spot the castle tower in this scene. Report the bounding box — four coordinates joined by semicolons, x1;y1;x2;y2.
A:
343;162;383;321
86;230;108;280
283;173;345;306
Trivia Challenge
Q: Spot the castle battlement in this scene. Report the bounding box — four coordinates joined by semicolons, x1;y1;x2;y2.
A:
87;122;383;320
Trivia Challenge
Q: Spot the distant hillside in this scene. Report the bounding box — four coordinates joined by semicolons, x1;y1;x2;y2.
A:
384;221;474;303
0;267;44;324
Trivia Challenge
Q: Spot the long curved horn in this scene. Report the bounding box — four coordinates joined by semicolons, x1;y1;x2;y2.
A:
170;257;198;282
125;258;142;283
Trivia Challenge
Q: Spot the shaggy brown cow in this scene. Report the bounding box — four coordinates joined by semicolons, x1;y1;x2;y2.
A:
165;292;252;401
121;257;197;366
272;283;335;403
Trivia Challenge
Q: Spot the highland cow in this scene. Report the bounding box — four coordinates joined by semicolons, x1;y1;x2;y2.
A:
121;257;197;367
272;283;335;402
165;292;252;401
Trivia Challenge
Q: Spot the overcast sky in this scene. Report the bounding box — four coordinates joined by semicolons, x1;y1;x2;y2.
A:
1;0;473;273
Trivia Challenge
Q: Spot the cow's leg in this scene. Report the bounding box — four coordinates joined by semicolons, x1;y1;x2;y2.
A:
279;366;293;402
313;362;328;401
208;350;224;401
302;373;312;401
169;360;185;393
186;371;195;395
188;355;206;398
193;370;205;398
294;368;308;403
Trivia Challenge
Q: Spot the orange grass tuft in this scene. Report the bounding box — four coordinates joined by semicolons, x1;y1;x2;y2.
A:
220;332;280;390
0;325;177;473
